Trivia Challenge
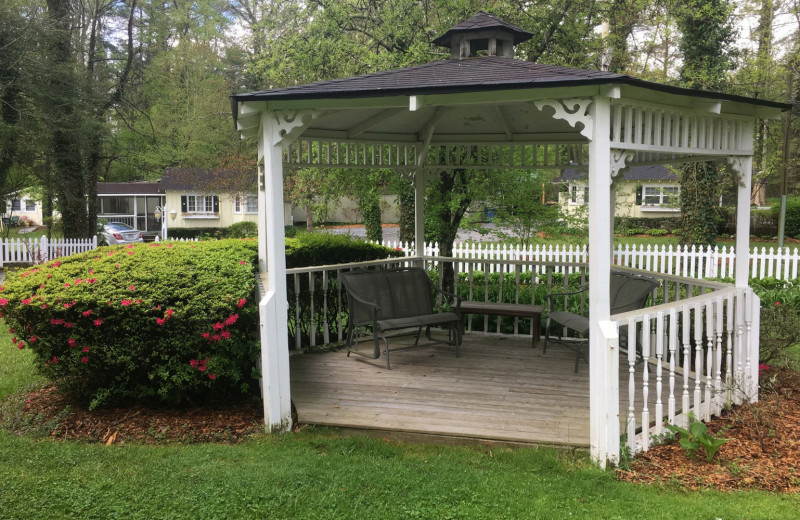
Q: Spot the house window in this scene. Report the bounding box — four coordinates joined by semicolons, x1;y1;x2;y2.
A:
186;195;215;213
11;199;21;211
234;194;258;214
25;200;36;211
642;186;679;206
569;184;587;205
245;194;258;213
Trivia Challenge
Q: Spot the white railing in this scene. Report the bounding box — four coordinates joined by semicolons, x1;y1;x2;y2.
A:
379;241;800;281
285;253;758;464
608;278;759;458
0;236;98;266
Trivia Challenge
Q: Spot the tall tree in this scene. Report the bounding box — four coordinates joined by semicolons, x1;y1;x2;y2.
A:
38;0;139;238
675;0;737;247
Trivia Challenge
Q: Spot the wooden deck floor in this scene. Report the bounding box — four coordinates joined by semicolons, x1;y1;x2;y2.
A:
290;334;672;447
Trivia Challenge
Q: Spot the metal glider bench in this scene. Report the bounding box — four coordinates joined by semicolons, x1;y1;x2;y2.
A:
340;267;462;369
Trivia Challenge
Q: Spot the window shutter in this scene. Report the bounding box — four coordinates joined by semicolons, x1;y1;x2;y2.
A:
181;195;187;212
213;196;219;213
635;186;642;205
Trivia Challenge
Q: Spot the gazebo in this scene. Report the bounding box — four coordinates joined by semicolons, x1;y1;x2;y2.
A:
231;13;788;466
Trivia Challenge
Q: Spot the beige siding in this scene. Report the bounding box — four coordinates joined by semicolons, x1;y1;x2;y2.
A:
558;181;680;220
165;191;259;229
6;192;45;226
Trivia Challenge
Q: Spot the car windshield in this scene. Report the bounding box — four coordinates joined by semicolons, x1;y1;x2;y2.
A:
107;223;134;231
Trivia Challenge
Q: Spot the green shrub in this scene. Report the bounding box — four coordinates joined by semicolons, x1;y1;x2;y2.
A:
226;221;258;238
1;240;260;409
624;228;645;236
285;232;403;268
772;198;800;238
168;227;226;240
645;228;668;236
616;216;682;234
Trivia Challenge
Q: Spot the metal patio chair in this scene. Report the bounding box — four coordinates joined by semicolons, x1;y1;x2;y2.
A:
543;270;660;372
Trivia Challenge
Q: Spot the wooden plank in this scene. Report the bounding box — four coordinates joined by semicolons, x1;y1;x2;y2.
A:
289;336;697;447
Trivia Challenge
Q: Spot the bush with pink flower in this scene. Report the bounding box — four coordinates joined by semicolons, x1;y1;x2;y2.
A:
1;239;259;409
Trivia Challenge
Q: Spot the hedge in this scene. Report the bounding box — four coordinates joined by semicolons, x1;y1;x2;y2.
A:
1;239;260;409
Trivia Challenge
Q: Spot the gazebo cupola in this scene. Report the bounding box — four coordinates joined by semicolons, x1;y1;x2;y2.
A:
432;11;533;59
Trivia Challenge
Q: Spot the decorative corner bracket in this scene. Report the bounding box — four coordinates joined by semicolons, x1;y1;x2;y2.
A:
534;98;594;140
610;149;635;187
270;110;321;147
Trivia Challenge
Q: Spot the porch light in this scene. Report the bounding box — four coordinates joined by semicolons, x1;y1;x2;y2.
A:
169;209;177;221
153;208;162;221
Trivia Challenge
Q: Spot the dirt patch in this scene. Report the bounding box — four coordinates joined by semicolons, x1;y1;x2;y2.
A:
617;368;800;492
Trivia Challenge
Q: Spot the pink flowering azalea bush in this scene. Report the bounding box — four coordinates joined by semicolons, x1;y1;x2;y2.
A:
1;239;259;409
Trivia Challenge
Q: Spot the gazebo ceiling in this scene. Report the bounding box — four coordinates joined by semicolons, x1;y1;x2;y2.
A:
303;101;579;143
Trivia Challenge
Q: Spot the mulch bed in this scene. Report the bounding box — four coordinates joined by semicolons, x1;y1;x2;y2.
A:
3;386;263;444
617;368;800;492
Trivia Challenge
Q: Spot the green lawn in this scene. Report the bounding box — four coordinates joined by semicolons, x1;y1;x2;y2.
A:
2;325;800;519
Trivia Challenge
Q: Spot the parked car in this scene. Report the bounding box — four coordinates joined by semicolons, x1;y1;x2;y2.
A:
103;222;143;245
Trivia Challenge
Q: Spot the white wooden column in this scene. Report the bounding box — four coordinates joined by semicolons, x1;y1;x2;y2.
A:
731;156;754;288
257;112;292;432
588;95;617;467
413;159;426;259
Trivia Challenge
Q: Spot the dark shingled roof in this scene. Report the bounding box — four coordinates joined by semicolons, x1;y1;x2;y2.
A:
235;57;624;102
232;55;789;110
160;167;256;192
97;181;163;195
556;165;678;183
432;11;533;47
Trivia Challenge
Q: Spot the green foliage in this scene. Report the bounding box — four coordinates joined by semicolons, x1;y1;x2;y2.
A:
360;191;383;242
0;240;260;408
623;228;645;236
679;162;724;247
110;41;242;179
490;170;561;247
666;415;729;463
773;198;800;238
616;216;682;234
645;228;669;236
751;277;800;365
285;233;402;268
169;227;225;240
226;221;258;238
676;0;737;91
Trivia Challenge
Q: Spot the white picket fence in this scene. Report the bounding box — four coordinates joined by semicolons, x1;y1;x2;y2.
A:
379;240;800;281
0;236;98;267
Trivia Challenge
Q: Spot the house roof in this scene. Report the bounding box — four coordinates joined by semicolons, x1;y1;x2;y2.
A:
431;11;533;47
160;167;256;192
556;165;678;183
97;181;163;195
